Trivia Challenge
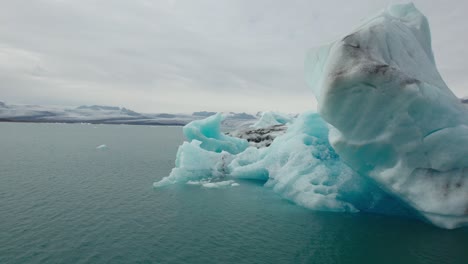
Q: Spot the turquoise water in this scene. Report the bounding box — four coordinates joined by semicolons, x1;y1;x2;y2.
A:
1;123;467;264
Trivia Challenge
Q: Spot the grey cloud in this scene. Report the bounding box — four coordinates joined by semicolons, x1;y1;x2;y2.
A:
0;0;467;113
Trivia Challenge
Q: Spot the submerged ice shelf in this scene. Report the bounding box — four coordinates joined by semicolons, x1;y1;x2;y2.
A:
155;3;468;229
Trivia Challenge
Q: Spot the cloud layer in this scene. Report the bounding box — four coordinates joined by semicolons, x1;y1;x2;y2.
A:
0;0;467;113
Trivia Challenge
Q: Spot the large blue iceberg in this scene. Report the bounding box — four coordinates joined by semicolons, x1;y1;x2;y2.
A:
155;112;411;217
155;3;468;229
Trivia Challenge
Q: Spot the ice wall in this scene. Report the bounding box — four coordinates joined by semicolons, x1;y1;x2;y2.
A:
306;3;468;228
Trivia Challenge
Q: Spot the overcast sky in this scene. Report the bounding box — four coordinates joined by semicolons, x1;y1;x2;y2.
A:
0;0;467;113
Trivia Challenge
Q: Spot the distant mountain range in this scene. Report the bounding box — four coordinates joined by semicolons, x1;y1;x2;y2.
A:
2;98;465;127
0;101;258;127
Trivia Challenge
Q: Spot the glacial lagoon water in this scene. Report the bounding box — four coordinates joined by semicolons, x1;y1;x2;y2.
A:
1;123;467;264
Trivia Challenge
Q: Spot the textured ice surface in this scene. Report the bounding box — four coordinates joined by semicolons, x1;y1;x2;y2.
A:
306;3;468;228
230;113;360;212
183;113;249;154
155;112;403;215
153;140;233;187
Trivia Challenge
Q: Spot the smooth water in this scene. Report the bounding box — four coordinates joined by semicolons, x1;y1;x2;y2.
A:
1;123;467;264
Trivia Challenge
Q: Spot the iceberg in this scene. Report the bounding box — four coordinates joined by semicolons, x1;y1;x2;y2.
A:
155;112;407;215
154;3;467;229
306;3;468;228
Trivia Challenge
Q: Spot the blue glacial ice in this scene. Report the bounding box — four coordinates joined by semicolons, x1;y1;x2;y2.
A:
182;113;249;154
155;3;468;229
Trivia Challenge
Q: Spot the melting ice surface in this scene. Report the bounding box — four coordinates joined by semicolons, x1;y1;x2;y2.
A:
155;3;468;229
96;144;108;150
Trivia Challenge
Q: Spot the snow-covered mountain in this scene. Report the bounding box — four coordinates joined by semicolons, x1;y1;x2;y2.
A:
0;101;259;127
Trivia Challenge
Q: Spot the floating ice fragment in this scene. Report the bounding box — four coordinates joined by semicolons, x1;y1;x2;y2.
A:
202;180;236;188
